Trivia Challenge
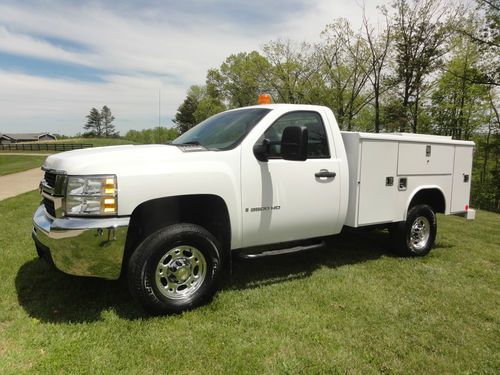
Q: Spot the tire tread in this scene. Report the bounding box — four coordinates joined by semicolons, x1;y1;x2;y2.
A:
128;223;221;315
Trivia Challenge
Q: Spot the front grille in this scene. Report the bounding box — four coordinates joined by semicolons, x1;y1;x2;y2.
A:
44;172;57;188
43;197;56;217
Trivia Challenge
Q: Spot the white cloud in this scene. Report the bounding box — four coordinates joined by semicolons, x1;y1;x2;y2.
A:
0;69;187;134
0;0;388;134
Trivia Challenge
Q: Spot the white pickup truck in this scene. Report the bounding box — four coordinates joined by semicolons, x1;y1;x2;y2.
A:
32;104;475;314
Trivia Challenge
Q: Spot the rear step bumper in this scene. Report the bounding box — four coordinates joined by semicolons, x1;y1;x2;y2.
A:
453;208;476;220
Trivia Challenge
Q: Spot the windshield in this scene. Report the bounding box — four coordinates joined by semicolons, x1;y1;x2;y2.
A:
172;108;272;150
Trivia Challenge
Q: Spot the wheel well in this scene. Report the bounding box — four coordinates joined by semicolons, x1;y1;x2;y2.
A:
408;188;445;214
123;194;231;270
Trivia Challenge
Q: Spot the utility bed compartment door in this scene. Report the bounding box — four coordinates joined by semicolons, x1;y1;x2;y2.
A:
398;143;454;175
451;146;473;213
358;141;399;225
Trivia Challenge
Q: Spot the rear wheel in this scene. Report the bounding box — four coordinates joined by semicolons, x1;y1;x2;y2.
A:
128;223;222;314
389;204;437;257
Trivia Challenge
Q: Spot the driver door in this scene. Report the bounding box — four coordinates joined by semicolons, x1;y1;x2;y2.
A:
240;110;341;248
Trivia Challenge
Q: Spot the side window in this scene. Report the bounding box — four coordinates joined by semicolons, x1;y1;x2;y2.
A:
258;111;330;158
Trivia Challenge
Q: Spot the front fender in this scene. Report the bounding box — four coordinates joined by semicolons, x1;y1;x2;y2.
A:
117;149;242;248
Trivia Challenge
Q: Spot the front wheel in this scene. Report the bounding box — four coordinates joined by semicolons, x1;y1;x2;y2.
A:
389;204;437;257
128;223;222;315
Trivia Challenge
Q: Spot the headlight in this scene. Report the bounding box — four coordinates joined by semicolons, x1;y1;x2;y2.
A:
64;175;118;216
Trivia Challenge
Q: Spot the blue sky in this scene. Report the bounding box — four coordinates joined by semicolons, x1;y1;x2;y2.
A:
0;0;386;135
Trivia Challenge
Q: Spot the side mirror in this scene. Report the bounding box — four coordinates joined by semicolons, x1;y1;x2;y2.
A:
253;138;270;162
281;126;308;161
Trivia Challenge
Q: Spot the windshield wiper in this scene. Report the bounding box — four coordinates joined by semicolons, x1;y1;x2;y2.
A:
179;141;201;145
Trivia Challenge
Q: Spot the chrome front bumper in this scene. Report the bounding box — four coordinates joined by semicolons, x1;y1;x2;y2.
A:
32;204;130;280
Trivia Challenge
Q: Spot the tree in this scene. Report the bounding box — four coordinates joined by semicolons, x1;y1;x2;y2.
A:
431;25;490;140
173;87;199;134
84;106;118;137
197;73;226;122
193;96;225;124
459;0;499;86
84;107;102;137
101;105;118;137
261;39;321;104
125;127;179;144
473;0;500;49
174;84;225;134
208;51;271;108
319;19;372;130
390;0;457;133
362;9;392;133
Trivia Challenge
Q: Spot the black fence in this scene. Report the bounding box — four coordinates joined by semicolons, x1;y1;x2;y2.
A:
0;143;93;152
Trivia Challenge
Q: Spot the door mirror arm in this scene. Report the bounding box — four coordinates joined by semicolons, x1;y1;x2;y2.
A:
253;138;270;162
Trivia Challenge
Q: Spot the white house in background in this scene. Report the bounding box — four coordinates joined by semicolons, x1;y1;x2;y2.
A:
0;133;57;144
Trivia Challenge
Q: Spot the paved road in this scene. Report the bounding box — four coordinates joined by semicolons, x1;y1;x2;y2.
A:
0;168;43;201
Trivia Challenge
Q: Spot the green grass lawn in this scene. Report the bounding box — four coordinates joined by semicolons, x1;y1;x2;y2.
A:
0;191;498;374
0;155;47;176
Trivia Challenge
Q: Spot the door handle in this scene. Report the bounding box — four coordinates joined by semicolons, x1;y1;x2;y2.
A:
315;170;336;178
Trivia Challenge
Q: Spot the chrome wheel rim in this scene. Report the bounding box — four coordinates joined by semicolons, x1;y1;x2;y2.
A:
410;216;430;251
155;245;207;300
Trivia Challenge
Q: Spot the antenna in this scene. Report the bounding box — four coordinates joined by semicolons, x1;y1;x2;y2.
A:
158;88;161;144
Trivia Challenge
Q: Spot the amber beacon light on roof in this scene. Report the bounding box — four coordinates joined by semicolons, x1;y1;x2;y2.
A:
258;93;271;105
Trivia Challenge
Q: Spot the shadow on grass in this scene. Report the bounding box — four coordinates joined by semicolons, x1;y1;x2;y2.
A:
15;260;148;323
16;229;396;323
229;229;396;291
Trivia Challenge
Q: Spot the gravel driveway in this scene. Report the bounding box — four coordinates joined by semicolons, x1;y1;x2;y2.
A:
0;168;43;201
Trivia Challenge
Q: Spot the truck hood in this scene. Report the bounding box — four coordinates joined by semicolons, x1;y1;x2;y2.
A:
43;144;188;175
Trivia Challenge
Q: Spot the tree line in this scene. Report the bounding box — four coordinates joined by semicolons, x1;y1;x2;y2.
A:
174;0;499;211
125;127;178;144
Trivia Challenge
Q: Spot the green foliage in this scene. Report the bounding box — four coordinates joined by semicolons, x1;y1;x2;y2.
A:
124;127;179;144
211;51;270;108
262;39;320;105
390;0;456;133
1;191;499;373
173;89;199;134
319;19;372;130
174;85;226;134
196;76;226;123
471;90;500;211
194;97;226;124
431;20;490;140
381;98;406;132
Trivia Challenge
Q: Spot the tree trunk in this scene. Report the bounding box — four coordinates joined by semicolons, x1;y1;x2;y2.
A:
400;85;410;132
412;89;420;133
481;123;492;183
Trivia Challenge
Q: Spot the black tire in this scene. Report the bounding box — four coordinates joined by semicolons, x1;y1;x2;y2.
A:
128;223;222;315
389;204;437;257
